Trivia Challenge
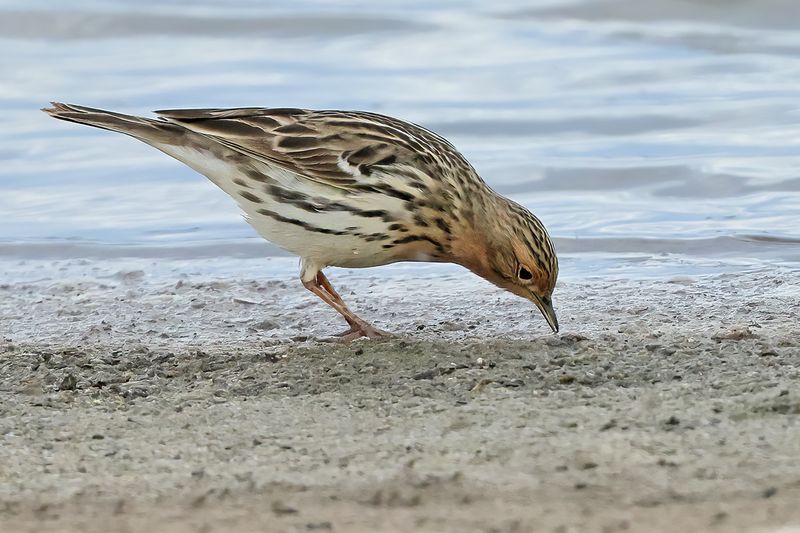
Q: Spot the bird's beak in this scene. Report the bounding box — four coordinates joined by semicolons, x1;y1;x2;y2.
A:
534;296;559;333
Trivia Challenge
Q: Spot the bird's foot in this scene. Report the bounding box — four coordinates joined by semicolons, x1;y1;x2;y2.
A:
326;322;392;343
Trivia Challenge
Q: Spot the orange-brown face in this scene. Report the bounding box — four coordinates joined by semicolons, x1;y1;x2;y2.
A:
447;209;559;332
455;235;558;333
488;247;559;333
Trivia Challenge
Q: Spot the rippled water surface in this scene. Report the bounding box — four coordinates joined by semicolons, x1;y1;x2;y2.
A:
2;0;800;277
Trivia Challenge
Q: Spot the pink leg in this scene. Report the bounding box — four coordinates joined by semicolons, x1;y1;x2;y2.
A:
302;270;390;342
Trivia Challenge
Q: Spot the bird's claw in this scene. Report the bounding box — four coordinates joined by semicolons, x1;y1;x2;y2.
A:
323;323;392;343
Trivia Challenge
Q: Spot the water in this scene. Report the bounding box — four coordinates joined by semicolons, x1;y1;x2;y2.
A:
2;0;800;279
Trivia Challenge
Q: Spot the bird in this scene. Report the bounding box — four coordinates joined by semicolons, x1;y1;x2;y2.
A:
43;102;559;341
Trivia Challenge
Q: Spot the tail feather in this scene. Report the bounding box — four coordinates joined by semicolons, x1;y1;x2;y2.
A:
43;102;266;194
42;102;187;145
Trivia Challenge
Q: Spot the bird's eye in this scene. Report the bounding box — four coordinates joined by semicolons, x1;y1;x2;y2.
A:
518;266;533;281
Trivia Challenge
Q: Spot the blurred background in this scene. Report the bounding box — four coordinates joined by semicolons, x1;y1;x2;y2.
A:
2;0;800;279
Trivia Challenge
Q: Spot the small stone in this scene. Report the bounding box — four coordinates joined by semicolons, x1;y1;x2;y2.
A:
712;326;754;341
272;500;298;515
599;419;616;431
113;499;126;515
762;487;778;498
413;368;439;380
306;522;332;530
59;374;78;391
711;511;728;524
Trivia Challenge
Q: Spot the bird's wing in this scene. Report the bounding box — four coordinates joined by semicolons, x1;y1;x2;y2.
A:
154;107;465;191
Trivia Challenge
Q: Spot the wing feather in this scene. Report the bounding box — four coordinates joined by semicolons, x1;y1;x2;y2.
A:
153;107;470;190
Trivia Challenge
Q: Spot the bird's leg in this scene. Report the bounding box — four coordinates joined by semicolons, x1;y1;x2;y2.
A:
314;271;356;330
301;268;389;341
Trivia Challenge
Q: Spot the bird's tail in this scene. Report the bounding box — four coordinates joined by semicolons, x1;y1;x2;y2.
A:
42;102;187;146
42;102;262;195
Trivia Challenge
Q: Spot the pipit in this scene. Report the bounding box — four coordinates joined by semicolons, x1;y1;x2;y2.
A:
43;103;559;340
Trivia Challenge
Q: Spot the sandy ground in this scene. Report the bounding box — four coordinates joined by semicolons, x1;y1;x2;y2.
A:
1;260;799;532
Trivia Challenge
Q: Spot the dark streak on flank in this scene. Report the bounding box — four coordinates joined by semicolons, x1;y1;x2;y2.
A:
239;191;263;203
386;234;444;253
363;233;390;242
379;185;414;202
244;169;270;182
359;209;390;218
256;208;349;236
232;178;251;189
267;185;397;222
268;185;309;203
392;235;432;245
413;213;429;228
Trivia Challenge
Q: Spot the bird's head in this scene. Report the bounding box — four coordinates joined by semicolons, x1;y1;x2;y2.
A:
487;235;559;333
453;199;559;332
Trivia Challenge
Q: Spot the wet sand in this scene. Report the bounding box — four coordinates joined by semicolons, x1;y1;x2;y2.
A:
1;263;799;532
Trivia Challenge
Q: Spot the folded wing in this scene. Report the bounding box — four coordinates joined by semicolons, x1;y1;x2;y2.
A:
154;107;464;192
